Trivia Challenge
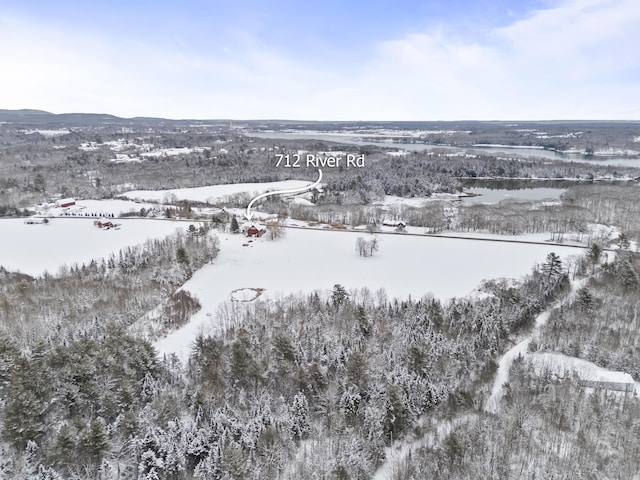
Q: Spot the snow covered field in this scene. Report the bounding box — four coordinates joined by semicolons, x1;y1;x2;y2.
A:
154;228;582;360
39;199;158;217
122;180;314;204
0;218;187;276
528;352;635;390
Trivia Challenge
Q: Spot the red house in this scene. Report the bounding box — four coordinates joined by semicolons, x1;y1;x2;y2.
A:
246;225;265;237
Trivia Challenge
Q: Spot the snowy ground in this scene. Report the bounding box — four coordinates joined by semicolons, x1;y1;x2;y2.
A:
528;352;635;388
122;180;315;204
0;218;187;276
153;228;581;361
22;128;70;137
36;199;159;217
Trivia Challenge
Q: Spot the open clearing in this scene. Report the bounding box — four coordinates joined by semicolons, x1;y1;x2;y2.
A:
0;218;187;276
122;180;314;203
154;228;582;360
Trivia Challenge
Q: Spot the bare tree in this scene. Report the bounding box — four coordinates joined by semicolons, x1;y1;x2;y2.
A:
356;237;379;257
266;221;286;240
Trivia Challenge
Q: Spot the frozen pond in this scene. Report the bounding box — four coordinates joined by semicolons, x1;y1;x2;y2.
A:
463;187;565;204
248;132;640;168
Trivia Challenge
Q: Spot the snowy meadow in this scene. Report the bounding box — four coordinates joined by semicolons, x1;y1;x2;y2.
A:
0;218;188;276
154;227;582;359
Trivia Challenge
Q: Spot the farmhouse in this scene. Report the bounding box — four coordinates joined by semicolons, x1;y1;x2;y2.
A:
94;219;120;230
246;225;266;238
55;198;76;208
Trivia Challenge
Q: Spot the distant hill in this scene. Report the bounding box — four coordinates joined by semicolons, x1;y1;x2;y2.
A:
0;109;54;121
0;109;182;126
1;108;638;129
0;109;120;125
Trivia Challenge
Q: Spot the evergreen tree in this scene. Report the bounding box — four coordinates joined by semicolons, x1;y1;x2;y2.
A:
543;252;562;276
587;243;602;273
290;392;310;442
617;233;630;251
617;259;639;289
383;385;408;443
576;287;595;313
356;305;371;337
230;333;259;390
49;424;76;470
3;356;52;450
176;246;189;266
230;216;240;234
81;420;108;465
332;284;349;307
193;450;219;479
541;252;563;285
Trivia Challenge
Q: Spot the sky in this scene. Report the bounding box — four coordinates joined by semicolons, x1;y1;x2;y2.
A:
0;0;638;120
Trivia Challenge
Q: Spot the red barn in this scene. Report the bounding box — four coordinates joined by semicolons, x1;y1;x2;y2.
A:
56;198;76;208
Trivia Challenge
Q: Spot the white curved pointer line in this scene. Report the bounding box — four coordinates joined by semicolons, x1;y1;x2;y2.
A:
244;169;323;220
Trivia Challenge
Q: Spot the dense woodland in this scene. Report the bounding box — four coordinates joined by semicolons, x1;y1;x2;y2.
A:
1;236;637;479
0;247;570;478
1;118;639;216
0;228;219;344
1;117;640;479
390;247;640;480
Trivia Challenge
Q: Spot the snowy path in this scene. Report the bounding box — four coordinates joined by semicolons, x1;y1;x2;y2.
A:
484;261;638;414
484;312;548;414
484;277;588;414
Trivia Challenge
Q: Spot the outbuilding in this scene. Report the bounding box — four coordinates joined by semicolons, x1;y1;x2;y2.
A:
55;198;76;208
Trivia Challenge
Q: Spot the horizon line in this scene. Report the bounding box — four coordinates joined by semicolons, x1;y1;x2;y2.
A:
2;108;640;123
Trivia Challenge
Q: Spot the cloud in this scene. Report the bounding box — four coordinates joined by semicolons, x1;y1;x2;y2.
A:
350;0;640;120
0;12;328;118
1;0;638;120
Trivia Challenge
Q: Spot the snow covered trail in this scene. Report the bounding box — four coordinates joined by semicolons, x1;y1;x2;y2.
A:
484;313;548;414
484;276;589;414
483;261;639;414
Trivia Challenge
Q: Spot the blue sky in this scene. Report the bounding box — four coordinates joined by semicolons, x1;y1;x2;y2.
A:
0;0;638;120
